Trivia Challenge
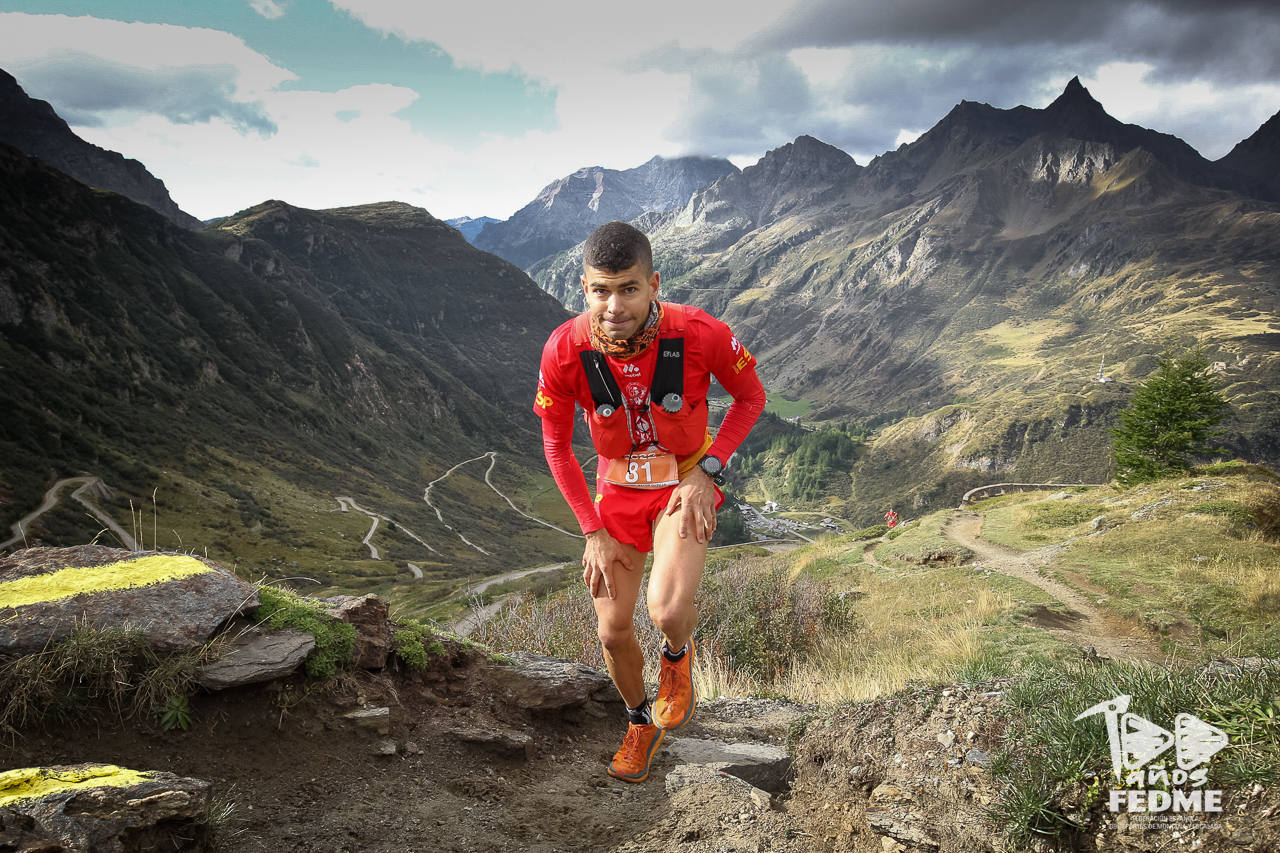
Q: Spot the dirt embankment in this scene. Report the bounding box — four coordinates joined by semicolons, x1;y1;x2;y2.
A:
6;643;816;853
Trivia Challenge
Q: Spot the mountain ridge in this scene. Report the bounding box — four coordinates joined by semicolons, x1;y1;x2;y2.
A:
530;78;1280;520
0;68;202;229
0;142;577;590
474;154;738;269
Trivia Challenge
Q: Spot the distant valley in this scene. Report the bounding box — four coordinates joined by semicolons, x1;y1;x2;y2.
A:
1;68;1278;612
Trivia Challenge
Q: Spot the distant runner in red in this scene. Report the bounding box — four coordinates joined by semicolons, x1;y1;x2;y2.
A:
885;508;899;529
534;221;766;782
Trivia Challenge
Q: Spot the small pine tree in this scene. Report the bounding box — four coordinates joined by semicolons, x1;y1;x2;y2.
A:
1111;348;1229;484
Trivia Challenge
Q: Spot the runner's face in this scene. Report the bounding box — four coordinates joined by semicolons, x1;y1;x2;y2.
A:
582;263;660;341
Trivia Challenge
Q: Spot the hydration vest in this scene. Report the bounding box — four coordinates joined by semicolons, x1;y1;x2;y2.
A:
571;304;708;459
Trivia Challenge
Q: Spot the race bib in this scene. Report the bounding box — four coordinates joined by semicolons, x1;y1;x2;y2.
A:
602;449;679;489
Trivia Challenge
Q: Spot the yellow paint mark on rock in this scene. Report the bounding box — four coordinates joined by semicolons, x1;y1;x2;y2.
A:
0;554;212;610
0;765;153;807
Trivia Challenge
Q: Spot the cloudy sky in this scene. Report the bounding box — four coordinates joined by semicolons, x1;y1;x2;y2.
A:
2;0;1278;222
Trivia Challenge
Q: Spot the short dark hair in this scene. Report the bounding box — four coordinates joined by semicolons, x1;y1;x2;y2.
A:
583;221;652;274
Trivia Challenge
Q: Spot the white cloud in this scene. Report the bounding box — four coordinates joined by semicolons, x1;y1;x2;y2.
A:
1083;62;1280;158
0;13;294;96
249;0;287;20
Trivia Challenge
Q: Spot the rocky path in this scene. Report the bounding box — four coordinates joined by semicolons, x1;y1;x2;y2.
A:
1;476;137;551
942;510;1163;661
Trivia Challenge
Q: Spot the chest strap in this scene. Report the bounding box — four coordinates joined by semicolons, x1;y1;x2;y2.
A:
575;303;688;416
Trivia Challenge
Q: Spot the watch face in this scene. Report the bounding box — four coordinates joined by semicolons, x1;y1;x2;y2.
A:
700;455;723;476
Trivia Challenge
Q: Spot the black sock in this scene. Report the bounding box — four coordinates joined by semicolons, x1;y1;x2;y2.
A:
627;698;652;726
662;641;688;663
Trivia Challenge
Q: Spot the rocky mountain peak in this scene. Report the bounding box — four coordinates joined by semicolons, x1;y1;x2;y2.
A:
0;66;202;229
747;135;858;184
474;154;737;269
1043;75;1116;137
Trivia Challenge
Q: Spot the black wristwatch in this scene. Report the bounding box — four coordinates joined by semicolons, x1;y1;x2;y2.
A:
697;454;725;484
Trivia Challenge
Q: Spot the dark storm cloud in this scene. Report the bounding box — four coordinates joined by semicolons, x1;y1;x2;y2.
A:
752;0;1280;81
19;52;276;135
637;46;815;154
642;0;1280;167
649;42;1107;164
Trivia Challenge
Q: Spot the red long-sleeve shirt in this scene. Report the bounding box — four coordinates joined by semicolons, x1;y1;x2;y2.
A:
534;304;766;534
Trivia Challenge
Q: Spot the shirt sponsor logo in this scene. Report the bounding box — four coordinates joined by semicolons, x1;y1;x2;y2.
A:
535;391;554;408
733;343;754;374
621;363;642;377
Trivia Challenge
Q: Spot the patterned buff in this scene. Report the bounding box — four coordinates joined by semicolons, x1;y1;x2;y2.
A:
590;301;663;360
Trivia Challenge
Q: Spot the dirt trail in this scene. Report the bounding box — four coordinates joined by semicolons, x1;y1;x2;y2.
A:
942;510;1162;662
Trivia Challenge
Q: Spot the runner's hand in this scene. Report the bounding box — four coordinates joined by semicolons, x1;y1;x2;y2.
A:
582;528;629;600
664;469;718;544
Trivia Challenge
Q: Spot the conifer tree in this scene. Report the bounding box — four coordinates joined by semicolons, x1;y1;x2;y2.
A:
1111;348;1229;484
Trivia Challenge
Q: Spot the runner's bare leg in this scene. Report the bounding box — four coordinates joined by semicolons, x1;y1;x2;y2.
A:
591;543;648;707
647;510;709;653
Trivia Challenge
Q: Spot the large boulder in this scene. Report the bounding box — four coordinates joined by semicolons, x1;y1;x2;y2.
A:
0;765;211;852
0;546;258;653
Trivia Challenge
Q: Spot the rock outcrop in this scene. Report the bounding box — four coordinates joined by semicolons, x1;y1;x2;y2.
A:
0;765;212;853
194;627;315;690
0;546;258;653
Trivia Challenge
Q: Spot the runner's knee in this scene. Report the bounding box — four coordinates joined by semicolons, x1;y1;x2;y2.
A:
598;622;637;653
647;601;690;636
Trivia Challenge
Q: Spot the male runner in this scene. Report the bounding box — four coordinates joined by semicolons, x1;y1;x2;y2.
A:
534;221;766;782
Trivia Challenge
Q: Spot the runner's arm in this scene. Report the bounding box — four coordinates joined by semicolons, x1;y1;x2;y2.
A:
708;362;766;463
541;415;603;535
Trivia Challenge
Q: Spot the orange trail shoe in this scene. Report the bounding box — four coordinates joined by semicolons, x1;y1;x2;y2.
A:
607;722;664;783
654;638;696;731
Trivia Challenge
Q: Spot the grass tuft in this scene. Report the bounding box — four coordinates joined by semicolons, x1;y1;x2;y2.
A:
0;623;211;736
991;659;1280;843
253;585;355;679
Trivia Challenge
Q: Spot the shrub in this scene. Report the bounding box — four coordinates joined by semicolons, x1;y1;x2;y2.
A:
1189;501;1255;529
852;524;888;540
393;621;447;670
698;560;855;682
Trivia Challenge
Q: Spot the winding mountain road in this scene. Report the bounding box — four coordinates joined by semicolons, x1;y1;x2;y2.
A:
447;562;570;636
1;476;137;552
333;496;440;567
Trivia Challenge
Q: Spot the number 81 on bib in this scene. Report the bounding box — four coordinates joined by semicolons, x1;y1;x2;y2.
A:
603;449;679;489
